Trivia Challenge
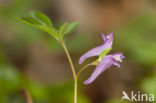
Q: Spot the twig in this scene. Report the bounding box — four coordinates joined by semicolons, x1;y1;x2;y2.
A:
21;88;33;103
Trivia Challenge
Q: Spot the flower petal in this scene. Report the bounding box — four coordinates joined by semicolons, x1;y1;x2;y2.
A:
112;52;125;68
101;33;106;41
113;62;121;68
79;44;106;64
84;55;114;84
113;52;125;62
79;33;113;64
84;52;125;85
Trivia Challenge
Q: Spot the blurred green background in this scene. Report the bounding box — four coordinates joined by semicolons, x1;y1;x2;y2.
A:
0;0;156;103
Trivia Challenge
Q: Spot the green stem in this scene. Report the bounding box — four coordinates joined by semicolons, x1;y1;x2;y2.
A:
61;41;77;103
62;41;76;80
61;40;94;103
76;63;94;80
74;79;77;103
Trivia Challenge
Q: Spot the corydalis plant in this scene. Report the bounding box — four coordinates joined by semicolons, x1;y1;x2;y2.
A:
17;11;125;103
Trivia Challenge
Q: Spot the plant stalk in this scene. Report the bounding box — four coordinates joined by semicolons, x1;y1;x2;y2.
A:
74;79;77;103
62;41;76;80
61;41;77;103
62;41;94;103
76;63;94;80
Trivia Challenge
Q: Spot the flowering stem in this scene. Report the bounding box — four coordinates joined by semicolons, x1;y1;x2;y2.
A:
74;79;77;103
61;40;77;103
62;41;76;80
61;40;94;103
76;63;94;80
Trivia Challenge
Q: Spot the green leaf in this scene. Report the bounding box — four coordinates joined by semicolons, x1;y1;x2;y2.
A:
16;17;59;38
16;11;79;41
30;11;53;27
17;17;41;25
38;26;59;39
63;22;79;37
59;23;69;38
99;48;112;61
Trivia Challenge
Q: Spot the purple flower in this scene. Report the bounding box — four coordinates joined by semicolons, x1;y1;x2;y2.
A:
79;33;125;84
84;52;125;84
79;33;113;64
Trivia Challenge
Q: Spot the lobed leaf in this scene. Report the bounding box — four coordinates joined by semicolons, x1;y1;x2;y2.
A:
16;11;79;41
16;17;59;39
30;11;53;27
63;22;80;37
18;17;41;25
59;23;69;39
